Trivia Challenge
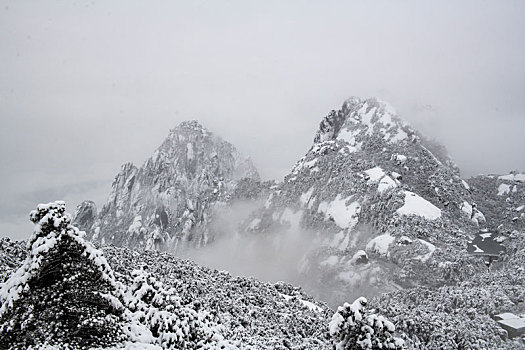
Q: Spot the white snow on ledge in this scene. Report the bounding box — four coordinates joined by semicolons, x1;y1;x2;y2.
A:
366;233;395;256
365;166;385;182
337;128;362;153
279;293;323;312
396;191;441;220
497;183;511;196
364;166;398;194
318;195;361;229
378;176;397;194
498;173;525;182
414;239;436;262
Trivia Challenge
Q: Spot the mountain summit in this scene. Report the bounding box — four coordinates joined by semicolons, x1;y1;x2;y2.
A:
76;120;259;251
315;97;412;145
244;97;486;304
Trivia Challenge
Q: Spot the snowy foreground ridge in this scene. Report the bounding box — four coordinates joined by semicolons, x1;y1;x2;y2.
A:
0;201;405;349
0;202;237;349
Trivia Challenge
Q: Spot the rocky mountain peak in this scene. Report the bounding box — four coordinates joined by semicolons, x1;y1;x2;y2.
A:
161;120;209;152
73;200;97;232
247;97;484;305
314;97;415;146
172;119;208;132
78;120;260;251
143;120;258;183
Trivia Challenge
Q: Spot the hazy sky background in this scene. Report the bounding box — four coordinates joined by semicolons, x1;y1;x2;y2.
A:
1;0;524;240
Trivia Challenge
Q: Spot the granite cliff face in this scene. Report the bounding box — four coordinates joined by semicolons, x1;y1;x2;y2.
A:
73;200;97;233
76;120;259;251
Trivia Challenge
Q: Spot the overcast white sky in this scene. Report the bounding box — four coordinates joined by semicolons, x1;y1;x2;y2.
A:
1;0;524;240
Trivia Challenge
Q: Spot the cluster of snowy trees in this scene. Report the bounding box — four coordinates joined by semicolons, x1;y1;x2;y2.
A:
0;202;237;349
0;202;122;348
329;297;404;349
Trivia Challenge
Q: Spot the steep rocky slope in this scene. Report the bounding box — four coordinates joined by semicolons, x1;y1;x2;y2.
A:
243;97;490;305
467;172;525;233
75;120;260;252
373;230;525;349
75;97;505;307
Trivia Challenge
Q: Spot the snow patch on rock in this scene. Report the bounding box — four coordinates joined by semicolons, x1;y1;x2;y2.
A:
365;167;386;182
364;167;397;194
498;173;525;182
378;176;397;194
396;191;441;220
318;195;361;230
337;128;362;153
497;183;511;196
366;234;395;256
414;239;436;263
300;187;315;209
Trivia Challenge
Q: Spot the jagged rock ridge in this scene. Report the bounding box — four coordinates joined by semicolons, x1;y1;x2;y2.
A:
77;120;260;252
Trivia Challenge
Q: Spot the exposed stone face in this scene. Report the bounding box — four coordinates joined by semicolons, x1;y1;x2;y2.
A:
79;120;260;252
73;200;97;232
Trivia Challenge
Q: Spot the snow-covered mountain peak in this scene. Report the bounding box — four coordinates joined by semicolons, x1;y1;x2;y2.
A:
77;120;260;251
251;97;483;305
315;97;415;147
143;120;259;182
159;120;211;154
168;119;209;137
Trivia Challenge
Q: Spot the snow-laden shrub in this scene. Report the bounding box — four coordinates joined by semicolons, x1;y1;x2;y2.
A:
0;201;123;349
111;268;238;349
329;297;404;350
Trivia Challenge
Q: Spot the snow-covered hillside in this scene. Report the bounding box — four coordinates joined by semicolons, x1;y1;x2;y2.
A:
242;97;491;305
1;199;524;349
73;97;519;310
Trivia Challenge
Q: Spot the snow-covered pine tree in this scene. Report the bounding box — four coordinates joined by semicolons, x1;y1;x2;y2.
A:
329;297;404;350
0;201;123;349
